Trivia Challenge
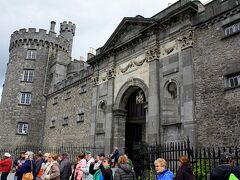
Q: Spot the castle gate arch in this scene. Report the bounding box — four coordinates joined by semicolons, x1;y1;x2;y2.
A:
113;78;148;158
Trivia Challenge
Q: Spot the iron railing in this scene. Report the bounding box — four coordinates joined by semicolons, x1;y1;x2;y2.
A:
134;139;240;180
0;145;104;163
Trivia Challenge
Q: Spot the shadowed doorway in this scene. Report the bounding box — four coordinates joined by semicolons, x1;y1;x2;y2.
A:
125;88;146;160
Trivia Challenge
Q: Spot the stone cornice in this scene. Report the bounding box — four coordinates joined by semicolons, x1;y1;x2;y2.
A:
194;5;240;29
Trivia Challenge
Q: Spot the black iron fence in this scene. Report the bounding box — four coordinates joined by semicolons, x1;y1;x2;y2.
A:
0;145;104;163
1;142;239;180
133;139;240;180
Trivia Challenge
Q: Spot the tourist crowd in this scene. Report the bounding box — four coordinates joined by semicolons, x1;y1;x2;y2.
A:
0;148;239;180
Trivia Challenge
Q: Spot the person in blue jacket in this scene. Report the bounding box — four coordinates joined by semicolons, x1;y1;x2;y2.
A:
16;151;37;180
154;158;174;180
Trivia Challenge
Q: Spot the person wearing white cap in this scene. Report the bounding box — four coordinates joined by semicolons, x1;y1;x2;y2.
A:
0;152;12;180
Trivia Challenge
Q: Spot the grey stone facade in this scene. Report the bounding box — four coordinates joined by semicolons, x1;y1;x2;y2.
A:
0;0;240;154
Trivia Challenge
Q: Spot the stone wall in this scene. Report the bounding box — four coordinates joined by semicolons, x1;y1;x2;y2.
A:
43;77;92;147
193;13;240;147
0;44;49;147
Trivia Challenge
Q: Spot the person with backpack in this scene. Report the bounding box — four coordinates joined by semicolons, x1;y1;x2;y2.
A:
210;152;240;180
114;155;136;180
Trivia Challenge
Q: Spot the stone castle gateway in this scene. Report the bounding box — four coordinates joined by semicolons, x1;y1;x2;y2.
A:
0;0;240;155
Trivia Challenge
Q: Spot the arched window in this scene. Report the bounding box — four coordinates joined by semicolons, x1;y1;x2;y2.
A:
163;81;179;124
162;80;181;143
96;100;106;133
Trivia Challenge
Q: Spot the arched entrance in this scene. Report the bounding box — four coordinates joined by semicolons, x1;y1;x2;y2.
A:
113;78;148;160
125;88;146;159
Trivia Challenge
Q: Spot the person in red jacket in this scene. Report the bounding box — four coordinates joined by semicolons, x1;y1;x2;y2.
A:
0;152;12;180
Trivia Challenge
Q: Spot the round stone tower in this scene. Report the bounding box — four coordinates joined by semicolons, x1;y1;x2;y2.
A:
0;21;75;148
60;21;76;53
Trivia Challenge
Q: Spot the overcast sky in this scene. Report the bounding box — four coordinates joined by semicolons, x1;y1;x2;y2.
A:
0;0;209;100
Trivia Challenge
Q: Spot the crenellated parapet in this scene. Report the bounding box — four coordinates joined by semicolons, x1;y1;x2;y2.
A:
9;27;71;53
52;66;93;93
60;21;76;36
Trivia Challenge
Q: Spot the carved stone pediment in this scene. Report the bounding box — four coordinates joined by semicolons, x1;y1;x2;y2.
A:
102;17;154;52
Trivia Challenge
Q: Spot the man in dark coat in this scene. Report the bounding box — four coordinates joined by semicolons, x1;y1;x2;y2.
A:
210;152;240;180
59;153;72;180
111;147;119;167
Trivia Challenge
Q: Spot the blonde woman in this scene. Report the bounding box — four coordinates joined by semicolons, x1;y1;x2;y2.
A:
16;151;36;180
154;158;173;180
44;153;60;180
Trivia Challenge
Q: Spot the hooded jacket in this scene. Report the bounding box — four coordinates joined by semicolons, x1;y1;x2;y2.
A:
156;169;174;180
114;163;136;180
210;164;240;180
175;165;194;180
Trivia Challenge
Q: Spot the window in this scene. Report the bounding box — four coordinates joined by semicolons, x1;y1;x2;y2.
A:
53;96;58;105
79;84;87;94
22;69;34;82
65;91;71;100
63;117;68;126
77;113;84;123
17;122;28;135
19;92;32;105
224;22;240;36
226;74;240;88
26;50;37;59
50;120;56;128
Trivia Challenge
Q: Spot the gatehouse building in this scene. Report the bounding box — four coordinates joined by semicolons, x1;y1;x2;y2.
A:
0;0;240;155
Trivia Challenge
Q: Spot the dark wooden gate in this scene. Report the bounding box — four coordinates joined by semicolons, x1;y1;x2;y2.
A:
125;88;146;175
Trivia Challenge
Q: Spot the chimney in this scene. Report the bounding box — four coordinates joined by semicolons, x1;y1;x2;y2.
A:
87;47;96;60
50;21;56;32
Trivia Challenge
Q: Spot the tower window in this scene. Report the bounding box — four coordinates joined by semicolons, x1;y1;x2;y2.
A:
19;92;32;105
17;122;28;135
22;69;34;82
26;50;37;59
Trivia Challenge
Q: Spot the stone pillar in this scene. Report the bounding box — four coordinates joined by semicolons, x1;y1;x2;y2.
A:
89;70;99;150
112;109;127;154
104;66;115;154
146;47;160;145
178;31;196;147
